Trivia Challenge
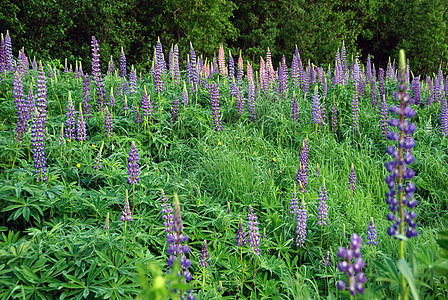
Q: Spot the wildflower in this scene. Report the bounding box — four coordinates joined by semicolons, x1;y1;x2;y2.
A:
384;50;418;239
160;189;173;233
104;212;110;230
127;141;140;185
366;217;378;246
322;251;330;267
166;194;194;299
76;164;81;168
337;233;366;296
120;190;132;221
348;164;357;191
218;141;221;146
317;181;328;226
295;192;307;247
236;218;246;247
248;205;260;256
199;240;210;268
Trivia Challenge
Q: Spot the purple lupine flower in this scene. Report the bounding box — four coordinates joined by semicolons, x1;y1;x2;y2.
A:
289;187;299;219
236;85;245;117
156;37;166;75
296;139;309;192
105;106;113;138
380;94;389;139
337;233;366;296
82;74;92;118
384;50;418;239
141;86;151;120
317;182;328;226
120;190;132;221
426;79;433;107
166;194;194;299
129;66;137;94
123;94;129;112
120;47;126;78
171;95;179;124
291;91;298;122
247;205;260;256
13;71;27;140
91;36;106;109
248;72;256;122
134;107;142;124
4;31;13;72
295;196;307;247
323;76;328;99
236;218;247;247
173;44;180;84
77;103;87;142
92;141;104;172
127;141;140;185
352;85;360;132
366;217;378;246
441;96;448;138
331;97;338;132
371;76;378;109
18;48;29;75
181;81;189;106
153;55;163;93
161;189;173;233
199;240;210;268
31;62;48;182
107;55;115;76
348;164;357;191
322;251;331;267
312;86;322;125
315;164;320;177
109;88;115;107
65;92;76;141
48;66;54;78
190;43;199;91
31;57;37;71
208;83;223;131
411;76;421;107
228;51;236;97
278;55;288;98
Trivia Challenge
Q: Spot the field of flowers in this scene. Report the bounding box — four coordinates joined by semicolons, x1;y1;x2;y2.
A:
0;31;448;299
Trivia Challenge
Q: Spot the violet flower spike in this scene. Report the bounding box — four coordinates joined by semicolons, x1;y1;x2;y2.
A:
160;189;173;233
120;190;132;221
236;218;247;247
199;240;210;268
295;190;307;247
127;141;140;185
337;233;366;296
366;217;378;246
247;205;260;256
317;180;328;226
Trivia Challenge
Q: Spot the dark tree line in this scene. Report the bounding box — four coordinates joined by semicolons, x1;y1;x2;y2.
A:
1;0;447;75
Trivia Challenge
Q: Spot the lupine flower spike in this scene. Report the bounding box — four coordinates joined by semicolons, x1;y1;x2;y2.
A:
166;194;194;300
160;189;173;233
77;102;87;142
295;182;307;248
366;217;378;246
199;240;210;288
120;189;132;222
384;49;418;240
337;233;366;296
128;141;140;214
248;205;260;256
92;141;104;173
317;179;328;226
322;251;330;267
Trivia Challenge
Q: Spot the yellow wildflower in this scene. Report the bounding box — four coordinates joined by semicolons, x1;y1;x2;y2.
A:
76;163;81;168
272;158;276;162
218;142;222;146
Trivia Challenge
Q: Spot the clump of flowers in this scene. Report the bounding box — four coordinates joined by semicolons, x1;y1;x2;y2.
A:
160;189;173;233
337;233;366;296
295;189;307;248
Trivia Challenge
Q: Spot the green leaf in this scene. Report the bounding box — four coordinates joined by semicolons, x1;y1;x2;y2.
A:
397;259;419;300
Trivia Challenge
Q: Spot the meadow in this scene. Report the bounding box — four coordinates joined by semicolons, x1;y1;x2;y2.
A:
0;33;448;299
